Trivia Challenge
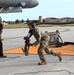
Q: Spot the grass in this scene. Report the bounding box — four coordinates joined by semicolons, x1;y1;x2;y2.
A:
3;23;28;29
3;23;74;29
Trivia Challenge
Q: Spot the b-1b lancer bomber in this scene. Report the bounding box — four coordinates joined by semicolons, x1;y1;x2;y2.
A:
0;0;39;13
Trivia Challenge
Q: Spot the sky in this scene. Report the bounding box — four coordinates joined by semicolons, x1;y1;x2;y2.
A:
0;0;74;21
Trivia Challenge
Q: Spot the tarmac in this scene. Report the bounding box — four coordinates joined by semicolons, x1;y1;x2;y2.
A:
0;26;74;75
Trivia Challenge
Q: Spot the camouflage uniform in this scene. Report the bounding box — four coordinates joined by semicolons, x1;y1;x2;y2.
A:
28;27;59;62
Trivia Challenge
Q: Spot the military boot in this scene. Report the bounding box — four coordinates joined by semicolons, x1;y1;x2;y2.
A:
57;52;62;61
0;55;7;58
38;60;47;65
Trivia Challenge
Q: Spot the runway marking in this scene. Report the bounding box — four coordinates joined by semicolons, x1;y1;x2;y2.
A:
4;45;74;55
60;29;70;32
2;36;24;41
14;69;74;75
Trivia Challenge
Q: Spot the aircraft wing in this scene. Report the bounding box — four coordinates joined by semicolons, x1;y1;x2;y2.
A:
0;7;23;13
0;1;26;13
0;0;38;13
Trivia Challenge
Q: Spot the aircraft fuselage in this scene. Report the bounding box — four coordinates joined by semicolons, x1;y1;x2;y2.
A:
0;0;39;8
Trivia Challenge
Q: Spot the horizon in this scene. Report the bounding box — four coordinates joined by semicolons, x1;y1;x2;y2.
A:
3;16;74;22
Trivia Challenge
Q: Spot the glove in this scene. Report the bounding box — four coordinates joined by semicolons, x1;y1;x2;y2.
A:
23;37;30;40
1;38;5;41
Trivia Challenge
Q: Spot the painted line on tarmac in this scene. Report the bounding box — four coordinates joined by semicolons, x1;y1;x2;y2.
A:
14;69;74;75
60;28;70;32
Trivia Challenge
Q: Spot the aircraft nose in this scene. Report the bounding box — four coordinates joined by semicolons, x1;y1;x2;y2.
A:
31;0;39;7
34;0;39;6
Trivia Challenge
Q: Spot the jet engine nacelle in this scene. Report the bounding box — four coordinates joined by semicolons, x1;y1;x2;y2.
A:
0;7;22;13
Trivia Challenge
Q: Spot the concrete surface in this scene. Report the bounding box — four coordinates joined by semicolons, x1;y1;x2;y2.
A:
3;26;74;50
0;54;74;75
0;26;74;75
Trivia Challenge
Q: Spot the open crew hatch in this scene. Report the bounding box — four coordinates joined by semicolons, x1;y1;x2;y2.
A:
48;31;74;47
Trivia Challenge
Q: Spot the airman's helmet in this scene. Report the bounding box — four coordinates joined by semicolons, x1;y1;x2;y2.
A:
28;22;35;28
56;30;60;34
